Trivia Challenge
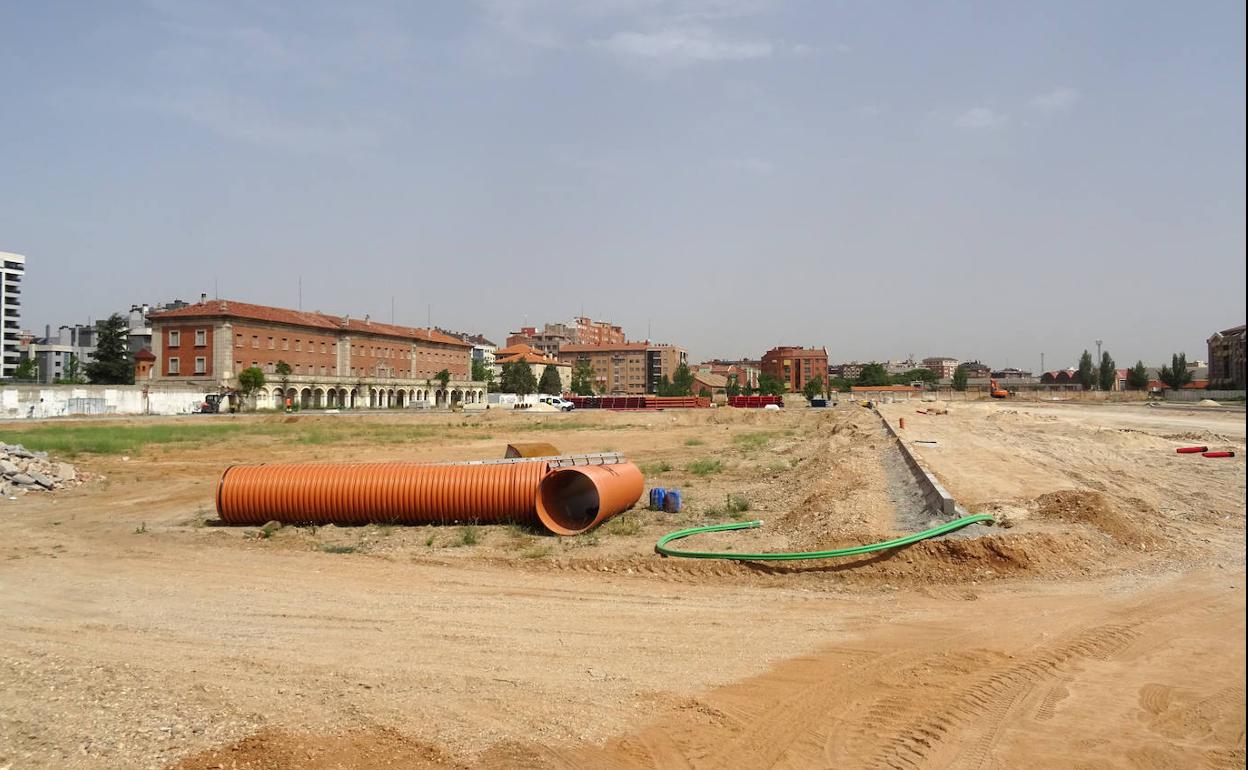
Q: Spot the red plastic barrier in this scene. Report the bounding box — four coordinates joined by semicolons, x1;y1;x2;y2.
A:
567;396;710;409
1202;451;1236;458
729;395;784;408
1176;446;1209;454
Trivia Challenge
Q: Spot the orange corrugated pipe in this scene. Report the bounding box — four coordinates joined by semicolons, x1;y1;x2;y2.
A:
535;463;645;536
215;460;643;535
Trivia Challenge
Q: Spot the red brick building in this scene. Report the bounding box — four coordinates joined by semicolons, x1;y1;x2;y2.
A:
148;298;481;409
761;346;829;392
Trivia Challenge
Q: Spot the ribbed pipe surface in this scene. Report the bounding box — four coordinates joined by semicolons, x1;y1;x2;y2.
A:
216;461;550;527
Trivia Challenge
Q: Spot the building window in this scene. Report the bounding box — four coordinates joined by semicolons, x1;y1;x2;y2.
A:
282;338;289;350
168;357;180;374
168;330;181;347
195;329;207;346
321;342;327;353
195;357;206;374
235;333;243;347
268;337;275;349
296;340;302;352
252;335;259;348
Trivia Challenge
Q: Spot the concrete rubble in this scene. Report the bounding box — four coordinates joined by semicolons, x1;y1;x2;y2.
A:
1;443;85;497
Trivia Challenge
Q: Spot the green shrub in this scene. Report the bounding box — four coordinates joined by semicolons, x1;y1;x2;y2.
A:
687;458;724;476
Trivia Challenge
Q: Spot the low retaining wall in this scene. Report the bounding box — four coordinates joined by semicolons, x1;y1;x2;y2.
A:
1162;389;1246;402
875;407;960;517
1;384;214;419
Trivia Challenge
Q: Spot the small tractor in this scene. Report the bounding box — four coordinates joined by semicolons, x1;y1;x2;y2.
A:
196;391;236;414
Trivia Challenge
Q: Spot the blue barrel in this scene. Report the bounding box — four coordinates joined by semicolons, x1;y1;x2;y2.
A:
649;487;667;511
663;489;682;513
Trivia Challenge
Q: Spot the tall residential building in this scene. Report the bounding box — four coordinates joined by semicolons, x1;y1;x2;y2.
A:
761;346;829;392
1;251;25;378
922;356;960;379
559;342;687;395
1208;324;1246;389
507;316;626;357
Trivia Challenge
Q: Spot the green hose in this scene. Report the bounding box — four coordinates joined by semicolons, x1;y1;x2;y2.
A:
654;514;995;561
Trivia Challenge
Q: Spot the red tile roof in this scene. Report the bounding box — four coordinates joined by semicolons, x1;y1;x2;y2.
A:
501;352;565;365
133;347;156;361
148;300;471;346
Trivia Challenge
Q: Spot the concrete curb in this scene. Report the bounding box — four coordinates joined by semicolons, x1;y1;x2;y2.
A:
874;408;961;517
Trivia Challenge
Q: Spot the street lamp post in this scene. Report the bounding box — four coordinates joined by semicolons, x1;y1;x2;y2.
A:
1094;339;1103;390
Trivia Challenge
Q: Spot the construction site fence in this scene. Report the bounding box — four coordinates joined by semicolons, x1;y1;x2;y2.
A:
568;396;711;410
728;395;785;408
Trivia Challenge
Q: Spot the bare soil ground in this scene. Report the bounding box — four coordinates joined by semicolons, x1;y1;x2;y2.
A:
0;401;1243;769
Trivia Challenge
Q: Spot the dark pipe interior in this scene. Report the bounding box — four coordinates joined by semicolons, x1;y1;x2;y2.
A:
538;471;600;531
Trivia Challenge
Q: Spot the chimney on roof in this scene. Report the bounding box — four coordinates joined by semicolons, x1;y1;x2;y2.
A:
364;314;370;324
341;315;349;328
218;301;227;311
201;293;207;302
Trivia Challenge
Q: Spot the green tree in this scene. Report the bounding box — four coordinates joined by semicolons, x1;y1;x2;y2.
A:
742;379;757;396
471;358;495;390
671;363;695;396
655;374;673;396
1157;353;1193;389
1126;360;1150;390
83;314;133;384
855;363;891;387
275;359;292;397
698;387;711;398
1076;350;1095;390
1098;351;1117;391
57;354;86;384
13;358;38;381
756;373;786;396
828;376;851;392
538;364;563;395
951;365;969;391
435;367;451;395
726;374;740;398
892;368;937;387
236;367;265;410
570;359;596;396
500;360;537;396
803;376;824;400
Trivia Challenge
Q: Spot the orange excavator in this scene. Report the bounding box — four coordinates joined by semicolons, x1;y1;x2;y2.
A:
989;378;1010;399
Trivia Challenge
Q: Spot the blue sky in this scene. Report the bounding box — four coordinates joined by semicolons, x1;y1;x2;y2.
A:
2;0;1244;369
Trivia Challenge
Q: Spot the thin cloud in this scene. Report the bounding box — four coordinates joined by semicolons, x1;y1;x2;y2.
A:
592;25;773;64
1030;87;1080;112
954;107;1008;130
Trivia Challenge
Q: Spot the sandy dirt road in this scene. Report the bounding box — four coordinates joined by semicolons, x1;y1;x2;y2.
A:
0;403;1244;769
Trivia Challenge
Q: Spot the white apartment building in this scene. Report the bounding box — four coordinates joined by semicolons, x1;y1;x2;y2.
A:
2;252;26;378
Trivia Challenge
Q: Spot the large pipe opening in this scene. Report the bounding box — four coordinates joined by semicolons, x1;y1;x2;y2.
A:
536;470;601;534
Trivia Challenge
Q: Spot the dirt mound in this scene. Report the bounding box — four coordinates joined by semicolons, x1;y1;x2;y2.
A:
168;727;462;770
1033;490;1160;547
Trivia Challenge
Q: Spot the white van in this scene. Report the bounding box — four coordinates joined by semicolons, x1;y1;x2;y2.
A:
536;395;575;411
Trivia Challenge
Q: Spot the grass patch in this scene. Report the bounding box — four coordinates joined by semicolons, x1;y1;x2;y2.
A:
684;438;704;446
518;544;553;559
0;423;257;456
641;460;673;475
457;524;480;547
732;432;772;451
318;544;358;554
687;458;725;477
603;514;641;536
706;494;751;520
